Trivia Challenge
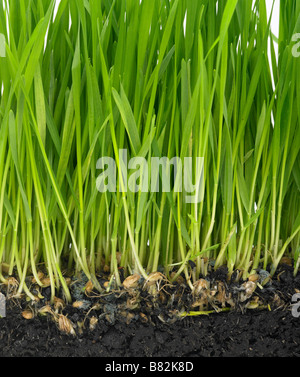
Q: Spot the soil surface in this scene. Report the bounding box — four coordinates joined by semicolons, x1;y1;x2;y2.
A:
1;264;300;357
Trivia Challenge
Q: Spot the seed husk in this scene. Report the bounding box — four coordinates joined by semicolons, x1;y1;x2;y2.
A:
145;272;167;287
123;274;141;289
22;310;33;320
126;312;135;325
85;280;94;294
103;281;110;289
248;274;259;282
38;305;53;316
280;257;292;266
41;277;51;287
53;296;65;311
77;321;85;335
126;297;140;310
5;277;19;287
140;313;148;323
73;301;84;309
58;315;75;336
240;281;257;302
193;279;210;295
89;316;98;331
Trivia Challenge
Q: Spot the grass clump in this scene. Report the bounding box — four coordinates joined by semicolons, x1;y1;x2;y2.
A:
0;0;299;303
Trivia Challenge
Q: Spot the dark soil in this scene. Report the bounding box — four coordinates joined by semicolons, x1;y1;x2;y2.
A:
1;304;300;357
1;263;300;357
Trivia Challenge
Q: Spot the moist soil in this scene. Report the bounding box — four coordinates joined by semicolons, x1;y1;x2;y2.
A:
1;263;300;357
